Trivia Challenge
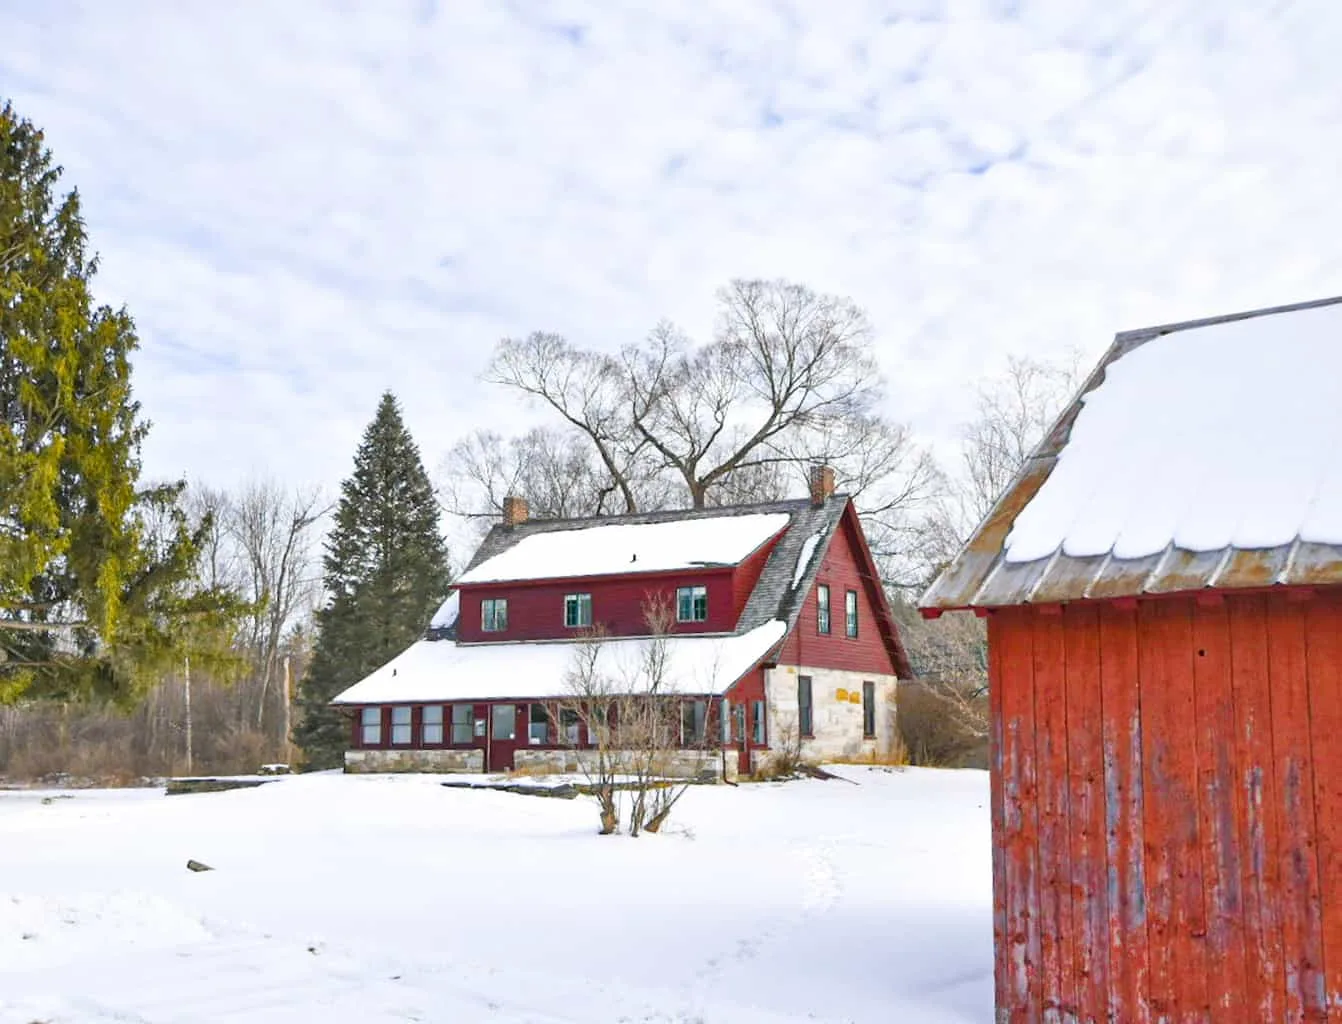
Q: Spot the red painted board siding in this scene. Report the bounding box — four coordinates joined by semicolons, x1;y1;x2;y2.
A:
987;612;1010;1018
1265;597;1328;1019
456;569;735;642
1191;600;1249;1023
1031;611;1073;1019
993;591;1342;1023
1228;595;1286;1021
1307;595;1342;1015
995;607;1043;1021
774;520;895;676
1097;601;1150;1024
1062;603;1109;1019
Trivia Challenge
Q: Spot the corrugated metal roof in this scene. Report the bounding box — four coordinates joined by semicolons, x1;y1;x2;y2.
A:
921;295;1342;610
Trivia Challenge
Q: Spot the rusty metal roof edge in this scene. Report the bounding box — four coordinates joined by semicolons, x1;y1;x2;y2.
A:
1111;293;1342;347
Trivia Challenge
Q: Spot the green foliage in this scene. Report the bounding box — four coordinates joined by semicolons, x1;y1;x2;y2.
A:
295;392;451;768
0;100;243;704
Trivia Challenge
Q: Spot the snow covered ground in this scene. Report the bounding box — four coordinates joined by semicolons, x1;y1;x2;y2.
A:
0;767;992;1023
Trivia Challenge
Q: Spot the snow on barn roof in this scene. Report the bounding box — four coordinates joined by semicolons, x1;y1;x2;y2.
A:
454;512;791;585
331;620;789;704
921;296;1342;610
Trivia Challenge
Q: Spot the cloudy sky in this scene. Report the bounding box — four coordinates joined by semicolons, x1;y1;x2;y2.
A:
4;0;1341;504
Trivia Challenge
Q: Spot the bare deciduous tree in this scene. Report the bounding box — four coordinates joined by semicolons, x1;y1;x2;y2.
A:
553;597;724;836
915;353;1081;587
476;279;938;586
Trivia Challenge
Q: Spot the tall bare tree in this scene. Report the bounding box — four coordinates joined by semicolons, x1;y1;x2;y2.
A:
227;480;327;740
477;279;937;581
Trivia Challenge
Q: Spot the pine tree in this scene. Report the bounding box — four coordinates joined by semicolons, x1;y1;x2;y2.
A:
295;392;451;767
1;100;240;703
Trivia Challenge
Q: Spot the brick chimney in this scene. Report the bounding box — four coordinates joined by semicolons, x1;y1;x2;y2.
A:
809;464;836;507
502;495;529;527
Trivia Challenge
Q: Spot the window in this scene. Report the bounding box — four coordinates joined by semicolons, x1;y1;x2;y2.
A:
798;675;813;737
862;681;876;739
817;584;831;634
491;703;517;741
560;708;581;746
529;704;549;745
390;706;412;745
751;700;766;744
721;699;733;743
681;700;707;745
450;703;473;744
422;705;444;745
361;707;382;746
676;585;708;623
564;593;593;628
481;597;508;633
586;706;609;748
845;589;859;638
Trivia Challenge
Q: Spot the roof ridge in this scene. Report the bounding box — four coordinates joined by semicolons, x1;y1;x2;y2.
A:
501;494;851;530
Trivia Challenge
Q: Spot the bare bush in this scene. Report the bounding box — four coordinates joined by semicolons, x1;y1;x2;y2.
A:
553;597;723;836
896;682;987;769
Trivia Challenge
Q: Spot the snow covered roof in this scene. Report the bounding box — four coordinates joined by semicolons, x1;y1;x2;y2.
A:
922;296;1342;610
331;620;789;704
455;512;790;585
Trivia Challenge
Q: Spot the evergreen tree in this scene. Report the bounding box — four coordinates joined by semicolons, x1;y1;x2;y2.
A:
1;100;240;703
295;392;451;767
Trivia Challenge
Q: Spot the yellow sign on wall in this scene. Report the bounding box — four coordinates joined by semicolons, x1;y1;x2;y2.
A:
835;688;849;701
848;691;862;704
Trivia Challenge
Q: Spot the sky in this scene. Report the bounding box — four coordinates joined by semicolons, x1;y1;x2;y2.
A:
4;0;1342;511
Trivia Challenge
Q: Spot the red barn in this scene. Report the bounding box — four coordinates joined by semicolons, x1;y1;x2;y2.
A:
921;297;1342;1022
332;466;911;778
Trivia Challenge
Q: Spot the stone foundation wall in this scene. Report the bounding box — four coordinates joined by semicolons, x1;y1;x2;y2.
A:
513;747;736;782
344;748;484;773
763;666;899;763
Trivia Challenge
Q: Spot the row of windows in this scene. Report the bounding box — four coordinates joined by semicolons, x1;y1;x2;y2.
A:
816;584;859;638
480;585;710;634
359;698;766;747
796;676;876;739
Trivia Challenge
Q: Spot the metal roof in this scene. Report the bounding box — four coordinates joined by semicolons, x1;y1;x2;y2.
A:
920;295;1342;611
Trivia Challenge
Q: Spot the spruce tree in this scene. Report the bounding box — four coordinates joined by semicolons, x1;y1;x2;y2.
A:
295;392;451;767
1;100;239;703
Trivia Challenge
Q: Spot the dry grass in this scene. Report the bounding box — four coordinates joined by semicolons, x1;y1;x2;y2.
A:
896;682;988;769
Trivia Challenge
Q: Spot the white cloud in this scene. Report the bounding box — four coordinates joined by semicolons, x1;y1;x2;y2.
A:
4;0;1342;508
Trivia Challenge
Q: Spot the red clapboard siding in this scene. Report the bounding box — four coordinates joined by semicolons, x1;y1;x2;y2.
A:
774;518;895;675
456;570;735;642
732;537;780;625
992;589;1342;1022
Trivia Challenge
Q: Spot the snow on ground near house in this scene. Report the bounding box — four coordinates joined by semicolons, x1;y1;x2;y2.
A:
332;619;788;703
0;767;992;1023
1005;300;1342;562
455;512;791;584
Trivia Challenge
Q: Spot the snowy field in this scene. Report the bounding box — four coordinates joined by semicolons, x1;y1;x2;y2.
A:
0;767;992;1023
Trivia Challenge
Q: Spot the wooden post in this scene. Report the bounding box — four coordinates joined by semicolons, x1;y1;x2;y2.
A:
281;654;292;765
183;655;193;775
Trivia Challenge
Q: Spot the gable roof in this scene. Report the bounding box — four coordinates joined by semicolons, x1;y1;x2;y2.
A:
335;494;912;704
922;295;1342;611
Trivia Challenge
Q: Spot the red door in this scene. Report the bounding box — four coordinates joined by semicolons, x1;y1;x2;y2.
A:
487;703;521;772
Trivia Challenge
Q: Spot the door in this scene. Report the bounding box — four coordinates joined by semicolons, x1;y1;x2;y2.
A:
488;703;520;772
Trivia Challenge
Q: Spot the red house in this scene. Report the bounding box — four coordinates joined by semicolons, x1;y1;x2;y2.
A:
921;297;1342;1021
333;466;911;778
